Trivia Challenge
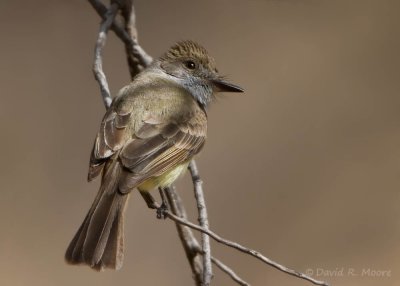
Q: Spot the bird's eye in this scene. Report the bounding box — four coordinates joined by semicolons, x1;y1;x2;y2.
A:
185;60;196;70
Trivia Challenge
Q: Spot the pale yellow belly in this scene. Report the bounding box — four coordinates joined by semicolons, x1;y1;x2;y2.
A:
137;162;189;191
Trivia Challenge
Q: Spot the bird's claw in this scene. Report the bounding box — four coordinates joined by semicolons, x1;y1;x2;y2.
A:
156;203;168;219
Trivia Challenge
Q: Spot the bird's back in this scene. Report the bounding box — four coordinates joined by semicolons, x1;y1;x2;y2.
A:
88;71;207;183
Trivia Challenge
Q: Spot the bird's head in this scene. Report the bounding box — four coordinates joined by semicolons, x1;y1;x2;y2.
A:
158;40;243;106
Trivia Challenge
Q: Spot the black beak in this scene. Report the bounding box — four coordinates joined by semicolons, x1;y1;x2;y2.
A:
212;79;244;93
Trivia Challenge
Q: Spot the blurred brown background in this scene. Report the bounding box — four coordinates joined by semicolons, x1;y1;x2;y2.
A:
1;0;399;285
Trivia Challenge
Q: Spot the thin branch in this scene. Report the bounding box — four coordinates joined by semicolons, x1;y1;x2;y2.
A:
93;2;119;108
189;161;212;285
211;256;250;286
88;0;152;73
165;186;203;286
164;211;329;286
119;0;144;78
165;188;250;286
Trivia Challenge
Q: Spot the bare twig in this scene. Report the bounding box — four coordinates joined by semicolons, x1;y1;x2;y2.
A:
165;187;250;286
119;0;144;78
189;161;212;285
88;0;152;74
93;2;118;108
165;186;203;286
164;211;329;286
211;256;250;286
148;192;325;286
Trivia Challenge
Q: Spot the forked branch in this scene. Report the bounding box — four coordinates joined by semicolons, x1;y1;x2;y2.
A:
164;210;329;286
93;2;118;108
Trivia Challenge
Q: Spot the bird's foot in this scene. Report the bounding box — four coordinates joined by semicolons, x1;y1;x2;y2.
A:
156;203;168;219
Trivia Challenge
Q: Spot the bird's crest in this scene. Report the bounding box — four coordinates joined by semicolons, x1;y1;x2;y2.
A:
160;40;217;72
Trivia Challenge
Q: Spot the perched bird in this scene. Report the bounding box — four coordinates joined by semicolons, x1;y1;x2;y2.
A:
65;40;243;270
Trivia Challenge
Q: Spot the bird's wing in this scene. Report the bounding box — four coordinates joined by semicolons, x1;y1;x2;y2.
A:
88;101;133;181
87;97;207;191
117;111;207;193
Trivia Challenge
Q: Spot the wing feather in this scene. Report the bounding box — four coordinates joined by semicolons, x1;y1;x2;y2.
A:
88;94;207;190
118;114;206;193
88;104;133;181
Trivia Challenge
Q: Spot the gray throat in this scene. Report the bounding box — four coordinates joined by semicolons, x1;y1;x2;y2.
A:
149;61;213;108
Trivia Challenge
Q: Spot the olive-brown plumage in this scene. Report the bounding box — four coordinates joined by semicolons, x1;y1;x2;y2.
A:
65;40;243;271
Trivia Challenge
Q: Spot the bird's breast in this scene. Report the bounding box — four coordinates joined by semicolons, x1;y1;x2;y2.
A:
137;162;190;191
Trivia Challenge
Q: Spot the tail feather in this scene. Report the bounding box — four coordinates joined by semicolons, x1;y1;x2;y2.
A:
65;160;129;271
85;192;126;268
100;204;126;270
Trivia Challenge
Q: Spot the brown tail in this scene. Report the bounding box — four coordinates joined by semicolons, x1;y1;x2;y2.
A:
65;160;129;271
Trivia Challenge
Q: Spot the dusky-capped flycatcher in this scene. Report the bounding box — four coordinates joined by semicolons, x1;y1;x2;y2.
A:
65;40;243;270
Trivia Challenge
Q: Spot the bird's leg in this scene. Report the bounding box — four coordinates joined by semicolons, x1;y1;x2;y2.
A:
139;189;159;209
139;189;168;219
157;187;169;219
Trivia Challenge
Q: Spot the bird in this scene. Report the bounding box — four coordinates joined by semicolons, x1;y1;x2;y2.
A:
65;40;243;271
